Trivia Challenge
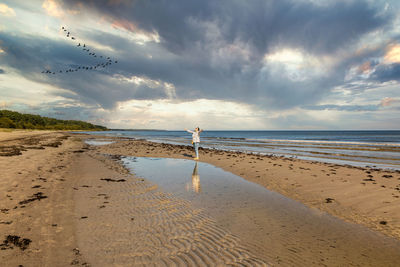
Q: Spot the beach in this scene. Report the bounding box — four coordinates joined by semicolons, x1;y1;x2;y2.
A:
1;131;400;266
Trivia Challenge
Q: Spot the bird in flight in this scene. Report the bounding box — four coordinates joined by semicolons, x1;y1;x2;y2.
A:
42;26;119;75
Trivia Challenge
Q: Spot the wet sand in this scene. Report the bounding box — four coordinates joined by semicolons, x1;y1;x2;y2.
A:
1;131;400;266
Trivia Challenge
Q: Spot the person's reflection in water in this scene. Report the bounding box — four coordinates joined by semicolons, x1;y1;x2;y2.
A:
191;162;201;193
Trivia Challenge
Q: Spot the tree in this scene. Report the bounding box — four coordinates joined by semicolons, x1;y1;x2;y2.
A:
0;110;107;130
0;117;16;128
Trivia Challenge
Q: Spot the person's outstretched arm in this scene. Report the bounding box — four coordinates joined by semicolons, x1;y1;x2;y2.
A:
185;128;194;133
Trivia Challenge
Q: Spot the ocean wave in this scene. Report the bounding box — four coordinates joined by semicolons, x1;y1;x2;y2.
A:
245;138;400;147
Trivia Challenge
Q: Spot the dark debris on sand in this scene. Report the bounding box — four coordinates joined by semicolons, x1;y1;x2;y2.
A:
0;146;23;156
100;178;126;182
42;141;62;147
0;235;31;251
325;198;335;203
18;192;48;205
0;135;69;157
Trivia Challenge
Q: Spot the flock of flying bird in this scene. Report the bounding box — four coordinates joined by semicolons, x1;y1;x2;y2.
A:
41;26;118;75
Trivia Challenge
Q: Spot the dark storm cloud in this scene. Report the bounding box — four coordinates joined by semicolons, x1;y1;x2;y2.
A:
0;0;395;111
371;63;400;82
63;0;390;55
60;0;393;107
216;0;390;55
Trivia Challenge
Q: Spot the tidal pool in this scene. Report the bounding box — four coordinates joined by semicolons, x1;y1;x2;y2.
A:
122;157;400;266
85;139;115;146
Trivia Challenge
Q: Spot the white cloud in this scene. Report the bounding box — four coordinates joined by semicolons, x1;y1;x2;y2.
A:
384;43;400;64
380;97;400;107
103;99;269;129
262;48;333;81
42;0;64;17
0;69;70;105
0;3;16;17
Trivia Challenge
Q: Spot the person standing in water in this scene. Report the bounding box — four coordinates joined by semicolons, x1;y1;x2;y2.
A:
185;127;203;160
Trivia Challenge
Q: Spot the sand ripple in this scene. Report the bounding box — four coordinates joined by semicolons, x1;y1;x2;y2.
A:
75;160;269;266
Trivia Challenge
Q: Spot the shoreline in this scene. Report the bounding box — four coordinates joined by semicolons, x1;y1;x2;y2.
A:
84;129;400;170
1;131;400;266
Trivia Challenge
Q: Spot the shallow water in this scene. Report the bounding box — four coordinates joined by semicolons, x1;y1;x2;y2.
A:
84;139;115;146
122;157;400;266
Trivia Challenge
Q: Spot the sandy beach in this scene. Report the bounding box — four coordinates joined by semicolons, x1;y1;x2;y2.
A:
1;131;400;266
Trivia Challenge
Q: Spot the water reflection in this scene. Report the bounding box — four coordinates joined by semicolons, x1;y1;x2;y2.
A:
187;162;201;193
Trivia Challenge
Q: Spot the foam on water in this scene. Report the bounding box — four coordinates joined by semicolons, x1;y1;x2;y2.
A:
84;139;115;146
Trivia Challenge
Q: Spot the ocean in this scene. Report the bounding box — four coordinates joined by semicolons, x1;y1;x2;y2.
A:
83;130;400;169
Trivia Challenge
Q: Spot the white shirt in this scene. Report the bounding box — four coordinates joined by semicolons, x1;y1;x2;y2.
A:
187;130;200;143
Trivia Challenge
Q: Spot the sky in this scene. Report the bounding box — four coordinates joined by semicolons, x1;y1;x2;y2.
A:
0;0;399;130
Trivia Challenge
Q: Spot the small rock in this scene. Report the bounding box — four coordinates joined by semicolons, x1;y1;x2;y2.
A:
325;198;334;203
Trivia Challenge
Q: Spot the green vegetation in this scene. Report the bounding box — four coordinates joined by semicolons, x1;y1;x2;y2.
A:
0;110;107;130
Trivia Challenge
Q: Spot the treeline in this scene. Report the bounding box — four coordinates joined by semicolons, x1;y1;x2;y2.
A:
0;110;107;130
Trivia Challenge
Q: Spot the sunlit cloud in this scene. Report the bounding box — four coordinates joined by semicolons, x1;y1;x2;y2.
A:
0;3;16;17
264;49;304;65
358;61;372;74
111;19;137;32
42;0;64;17
0;101;11;109
108;99;267;129
111;19;160;44
113;74;177;99
262;48;331;81
384;43;400;63
380;97;399;107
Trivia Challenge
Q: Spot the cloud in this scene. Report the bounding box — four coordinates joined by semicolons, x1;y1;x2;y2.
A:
0;3;16;17
42;0;64;17
54;0;394;107
380;97;400;107
303;104;379;112
0;0;399;130
63;0;390;55
370;63;400;82
0;101;11;109
0;30;180;108
384;43;400;64
358;61;372;74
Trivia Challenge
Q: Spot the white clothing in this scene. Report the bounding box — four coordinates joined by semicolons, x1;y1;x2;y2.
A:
187;130;200;143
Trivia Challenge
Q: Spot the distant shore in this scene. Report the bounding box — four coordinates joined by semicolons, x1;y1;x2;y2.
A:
1;131;400;266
